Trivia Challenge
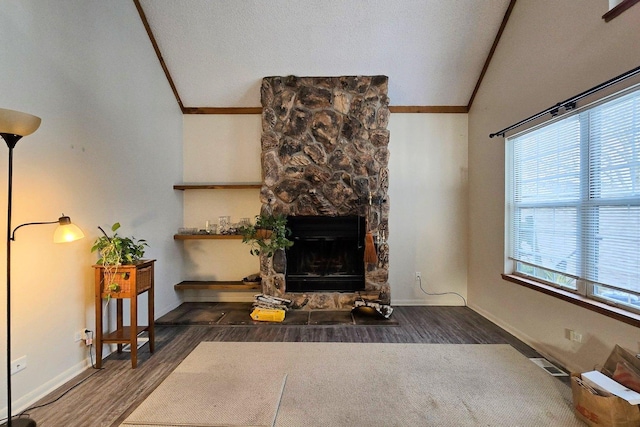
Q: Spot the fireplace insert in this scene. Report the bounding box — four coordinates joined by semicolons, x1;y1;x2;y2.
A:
286;216;366;292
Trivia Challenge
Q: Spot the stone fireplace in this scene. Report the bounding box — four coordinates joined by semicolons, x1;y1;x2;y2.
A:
259;75;390;310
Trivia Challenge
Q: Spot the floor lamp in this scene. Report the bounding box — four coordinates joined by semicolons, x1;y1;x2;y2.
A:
0;108;85;427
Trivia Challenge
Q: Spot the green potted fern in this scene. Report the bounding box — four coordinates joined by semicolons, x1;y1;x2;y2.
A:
239;214;293;257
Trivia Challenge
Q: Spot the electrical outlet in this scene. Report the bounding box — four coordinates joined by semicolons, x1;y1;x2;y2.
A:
565;328;583;343
11;356;27;375
573;331;583;343
415;272;421;281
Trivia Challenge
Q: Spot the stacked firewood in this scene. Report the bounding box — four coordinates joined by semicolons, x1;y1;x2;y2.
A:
253;294;291;311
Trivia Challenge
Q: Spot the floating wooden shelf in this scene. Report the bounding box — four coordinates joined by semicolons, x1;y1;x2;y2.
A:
174;234;243;240
173;183;261;190
174;280;261;291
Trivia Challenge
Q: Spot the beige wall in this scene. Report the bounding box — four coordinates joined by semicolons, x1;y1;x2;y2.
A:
468;0;640;373
182;113;469;305
388;113;468;305
1;0;184;415
180;115;262;301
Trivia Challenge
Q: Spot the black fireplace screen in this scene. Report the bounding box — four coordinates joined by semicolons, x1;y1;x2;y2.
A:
286;216;365;292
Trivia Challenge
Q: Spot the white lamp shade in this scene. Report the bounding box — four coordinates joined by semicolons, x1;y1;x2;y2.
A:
0;108;41;136
53;223;85;243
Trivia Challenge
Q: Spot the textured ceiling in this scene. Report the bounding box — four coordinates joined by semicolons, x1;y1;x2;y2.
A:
138;0;511;108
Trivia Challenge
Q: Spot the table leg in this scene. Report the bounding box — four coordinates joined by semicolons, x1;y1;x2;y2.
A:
95;288;103;369
116;299;123;353
148;286;155;353
130;292;138;368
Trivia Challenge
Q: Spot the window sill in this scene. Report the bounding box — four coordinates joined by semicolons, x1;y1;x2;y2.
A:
502;274;640;328
603;0;640;22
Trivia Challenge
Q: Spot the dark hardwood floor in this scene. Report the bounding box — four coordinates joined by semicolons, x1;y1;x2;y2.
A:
17;305;552;427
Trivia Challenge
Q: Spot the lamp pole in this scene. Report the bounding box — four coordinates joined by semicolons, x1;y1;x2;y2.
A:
2;135;35;427
1;108;48;427
5;141;15;427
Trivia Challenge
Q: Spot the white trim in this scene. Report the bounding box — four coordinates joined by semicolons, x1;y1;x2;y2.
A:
392;297;466;306
468;303;582;373
0;358;92;419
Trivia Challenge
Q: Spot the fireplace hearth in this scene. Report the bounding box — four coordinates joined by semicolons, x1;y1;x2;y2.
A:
286;216;365;292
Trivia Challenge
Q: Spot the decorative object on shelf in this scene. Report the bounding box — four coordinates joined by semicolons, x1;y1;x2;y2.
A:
239;213;293;257
178;227;198;235
91;222;148;299
2;107;85;427
204;220;217;234
218;215;231;234
242;272;261;286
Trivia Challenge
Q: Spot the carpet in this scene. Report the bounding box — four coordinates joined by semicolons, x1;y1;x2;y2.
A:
121;342;581;427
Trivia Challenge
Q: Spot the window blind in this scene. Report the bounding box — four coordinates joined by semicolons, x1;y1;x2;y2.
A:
507;88;640;312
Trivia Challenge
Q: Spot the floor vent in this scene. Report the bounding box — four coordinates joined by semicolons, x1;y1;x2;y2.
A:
530;357;568;376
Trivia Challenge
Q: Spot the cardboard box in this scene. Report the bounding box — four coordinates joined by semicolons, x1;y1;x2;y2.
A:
572;373;640;426
572;345;640;426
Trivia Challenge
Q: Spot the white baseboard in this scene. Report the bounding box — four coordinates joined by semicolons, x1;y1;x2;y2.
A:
0;357;92;419
392;296;466;306
467;303;576;373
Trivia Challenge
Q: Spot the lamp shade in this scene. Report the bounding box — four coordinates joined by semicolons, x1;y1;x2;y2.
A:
53;216;85;243
0;108;41;137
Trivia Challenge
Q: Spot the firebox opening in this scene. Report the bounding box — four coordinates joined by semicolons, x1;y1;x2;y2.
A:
285;216;366;292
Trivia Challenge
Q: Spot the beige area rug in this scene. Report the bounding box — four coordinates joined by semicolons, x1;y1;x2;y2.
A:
121;342;581;427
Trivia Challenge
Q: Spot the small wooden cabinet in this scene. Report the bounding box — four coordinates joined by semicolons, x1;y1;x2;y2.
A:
93;259;155;368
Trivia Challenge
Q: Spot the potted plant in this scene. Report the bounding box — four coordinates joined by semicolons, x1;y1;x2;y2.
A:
239;213;293;257
91;222;148;297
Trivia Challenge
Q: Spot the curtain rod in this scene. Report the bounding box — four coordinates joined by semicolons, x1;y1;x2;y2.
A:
490;64;640;138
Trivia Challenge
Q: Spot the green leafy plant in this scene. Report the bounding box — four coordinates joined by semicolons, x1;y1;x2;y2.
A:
239;214;293;257
92;222;148;266
91;222;148;296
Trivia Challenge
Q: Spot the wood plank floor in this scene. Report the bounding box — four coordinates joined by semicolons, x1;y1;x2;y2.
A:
19;305;553;427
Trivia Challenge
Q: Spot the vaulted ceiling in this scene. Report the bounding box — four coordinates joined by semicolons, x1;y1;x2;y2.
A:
136;0;513;111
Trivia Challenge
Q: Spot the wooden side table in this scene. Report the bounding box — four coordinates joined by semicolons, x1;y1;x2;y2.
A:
93;259;155;368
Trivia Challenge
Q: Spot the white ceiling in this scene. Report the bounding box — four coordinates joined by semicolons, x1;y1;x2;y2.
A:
138;0;511;108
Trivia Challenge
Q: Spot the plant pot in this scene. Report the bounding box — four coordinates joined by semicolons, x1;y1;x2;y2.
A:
93;260;154;297
254;228;273;239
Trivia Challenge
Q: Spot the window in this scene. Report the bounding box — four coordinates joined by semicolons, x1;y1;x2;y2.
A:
506;87;640;314
603;0;640;22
